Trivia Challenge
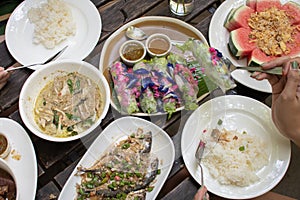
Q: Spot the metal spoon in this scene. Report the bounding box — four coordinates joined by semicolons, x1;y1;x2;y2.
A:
126;26;148;40
125;26;185;45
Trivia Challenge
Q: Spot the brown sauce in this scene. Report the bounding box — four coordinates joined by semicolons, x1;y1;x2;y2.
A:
148;37;170;55
0;134;8;156
122;43;144;61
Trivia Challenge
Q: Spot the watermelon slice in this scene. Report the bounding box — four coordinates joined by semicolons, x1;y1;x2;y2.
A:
256;0;282;12
282;1;300;24
247;48;275;66
224;5;254;31
286;30;300;57
228;27;256;59
246;0;257;10
224;8;237;29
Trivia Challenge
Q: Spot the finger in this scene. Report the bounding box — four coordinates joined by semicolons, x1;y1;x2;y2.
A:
0;72;10;82
251;72;270;80
281;65;300;99
261;56;291;69
194;186;208;200
263;73;280;86
0;69;8;80
282;58;300;76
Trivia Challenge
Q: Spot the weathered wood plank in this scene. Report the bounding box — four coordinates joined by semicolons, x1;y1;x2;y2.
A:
36;181;60;200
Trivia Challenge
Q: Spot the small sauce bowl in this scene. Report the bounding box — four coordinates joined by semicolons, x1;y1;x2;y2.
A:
146;33;172;57
0;133;11;159
0;159;18;200
119;40;146;66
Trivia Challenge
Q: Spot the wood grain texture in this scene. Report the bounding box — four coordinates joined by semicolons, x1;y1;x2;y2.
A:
1;0;299;199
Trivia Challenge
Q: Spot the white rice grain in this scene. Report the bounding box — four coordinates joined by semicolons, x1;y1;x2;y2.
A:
28;0;76;49
202;129;268;187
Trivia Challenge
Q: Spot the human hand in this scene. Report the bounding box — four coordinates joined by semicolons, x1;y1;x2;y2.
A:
0;67;12;90
194;186;209;200
252;56;300;147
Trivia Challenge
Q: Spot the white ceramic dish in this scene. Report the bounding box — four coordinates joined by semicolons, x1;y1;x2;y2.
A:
231;69;272;93
208;0;275;93
19;60;110;142
0;157;19;199
181;95;291;199
0;118;37;200
59;116;175;200
99;16;209;116
5;0;101;70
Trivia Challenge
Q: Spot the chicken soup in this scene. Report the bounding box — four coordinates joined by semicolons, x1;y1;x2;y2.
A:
34;72;104;137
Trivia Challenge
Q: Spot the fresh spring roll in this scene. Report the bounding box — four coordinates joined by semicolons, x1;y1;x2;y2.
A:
133;62;157;114
149;58;181;116
110;61;139;114
187;39;236;92
174;63;198;110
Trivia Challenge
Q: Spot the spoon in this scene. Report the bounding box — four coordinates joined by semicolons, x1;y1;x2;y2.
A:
126;26;148;40
125;26;184;45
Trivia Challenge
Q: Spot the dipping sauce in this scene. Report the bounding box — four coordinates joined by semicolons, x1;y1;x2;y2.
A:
0;134;10;159
148;37;170;54
122;43;145;61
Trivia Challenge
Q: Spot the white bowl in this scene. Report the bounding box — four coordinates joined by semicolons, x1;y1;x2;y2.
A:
0;159;19;200
119;40;146;66
145;33;172;57
19;60;110;142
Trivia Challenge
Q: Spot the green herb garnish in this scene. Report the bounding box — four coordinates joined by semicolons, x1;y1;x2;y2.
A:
67;79;74;94
217;119;223;125
121;143;130;149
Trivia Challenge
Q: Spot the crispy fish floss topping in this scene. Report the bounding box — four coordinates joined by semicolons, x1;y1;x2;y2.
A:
248;7;299;56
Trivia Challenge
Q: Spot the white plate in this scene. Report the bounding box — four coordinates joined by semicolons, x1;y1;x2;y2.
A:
59;116;175;200
0;118;37;200
5;0;101;70
208;0;274;93
181;95;291;199
231;69;272;93
99;16;209;117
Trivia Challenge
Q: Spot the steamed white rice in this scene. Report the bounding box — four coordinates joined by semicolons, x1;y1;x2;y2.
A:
202;128;268;187
27;0;76;49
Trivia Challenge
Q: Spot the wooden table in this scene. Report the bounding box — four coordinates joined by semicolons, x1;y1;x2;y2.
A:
0;0;299;199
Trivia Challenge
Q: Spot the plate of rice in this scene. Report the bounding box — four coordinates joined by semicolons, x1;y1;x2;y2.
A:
5;0;101;70
181;95;291;199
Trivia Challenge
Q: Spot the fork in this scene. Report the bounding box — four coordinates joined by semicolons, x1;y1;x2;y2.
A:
224;58;285;75
195;139;208;200
195;139;206;187
195;128;221;199
5;45;68;72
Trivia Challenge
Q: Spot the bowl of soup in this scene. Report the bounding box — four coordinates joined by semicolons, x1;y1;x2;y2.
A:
19;60;110;142
0;159;18;200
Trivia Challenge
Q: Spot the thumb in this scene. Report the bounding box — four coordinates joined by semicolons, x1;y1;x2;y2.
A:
281;63;300;99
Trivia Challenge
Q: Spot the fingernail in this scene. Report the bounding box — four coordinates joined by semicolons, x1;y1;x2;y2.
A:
291;61;298;69
250;72;256;78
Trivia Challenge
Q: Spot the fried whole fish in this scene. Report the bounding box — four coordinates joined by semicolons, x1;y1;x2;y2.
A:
76;129;159;200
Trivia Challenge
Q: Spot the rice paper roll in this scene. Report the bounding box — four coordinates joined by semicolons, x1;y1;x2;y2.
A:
110;61;139;114
133;62;157;114
182;39;236;92
173;63;198;110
